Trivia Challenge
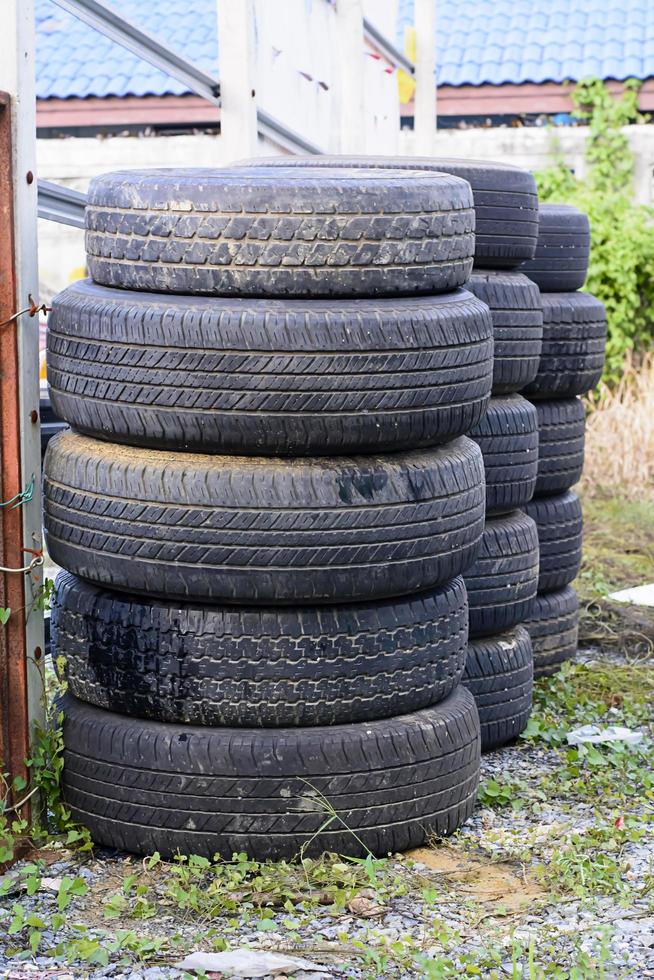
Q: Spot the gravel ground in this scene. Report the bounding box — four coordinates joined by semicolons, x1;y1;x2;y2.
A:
1;647;653;980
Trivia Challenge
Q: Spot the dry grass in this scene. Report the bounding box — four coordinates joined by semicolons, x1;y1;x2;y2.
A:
581;353;654;499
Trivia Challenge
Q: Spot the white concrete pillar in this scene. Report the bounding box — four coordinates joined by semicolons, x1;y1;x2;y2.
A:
335;0;366;153
216;0;259;161
414;0;436;154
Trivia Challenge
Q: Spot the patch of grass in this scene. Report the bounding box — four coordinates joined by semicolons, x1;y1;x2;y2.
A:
576;494;654;656
523;661;654;807
528;660;654;740
535;821;651;901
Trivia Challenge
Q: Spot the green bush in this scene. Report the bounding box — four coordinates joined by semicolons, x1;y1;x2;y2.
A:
534;78;654;381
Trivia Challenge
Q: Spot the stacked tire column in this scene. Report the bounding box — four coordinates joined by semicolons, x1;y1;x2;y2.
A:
521;204;607;677
436;162;544;751
44;166;494;860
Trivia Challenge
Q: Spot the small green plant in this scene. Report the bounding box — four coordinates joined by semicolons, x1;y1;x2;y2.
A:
535;78;654;380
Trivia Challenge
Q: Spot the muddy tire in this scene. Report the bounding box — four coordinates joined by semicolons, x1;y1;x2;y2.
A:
85;167;475;298
466;271;543;395
47;280;493;455
525;491;583;592
523;204;590;292
53;572;469;727
533;398;585;496
469;395;538;514
464;627;533;751
463;511;539;638
61;687;481;860
236;156;539;269
44;431;485;604
523;292;607;398
524;587;579;678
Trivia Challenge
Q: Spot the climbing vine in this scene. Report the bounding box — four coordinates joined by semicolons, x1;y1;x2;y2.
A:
535;78;654;381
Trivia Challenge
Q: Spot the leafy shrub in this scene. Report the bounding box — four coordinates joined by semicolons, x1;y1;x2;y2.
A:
534;78;654;381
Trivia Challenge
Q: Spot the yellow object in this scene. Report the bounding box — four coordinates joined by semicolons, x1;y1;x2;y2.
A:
398;26;416;104
68;264;87;283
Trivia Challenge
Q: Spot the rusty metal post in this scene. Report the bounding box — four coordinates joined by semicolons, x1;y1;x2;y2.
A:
0;0;45;817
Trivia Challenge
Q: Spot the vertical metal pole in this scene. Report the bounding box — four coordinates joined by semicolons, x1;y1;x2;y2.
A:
414;0;436;154
217;0;259;161
0;0;45;810
335;0;365;153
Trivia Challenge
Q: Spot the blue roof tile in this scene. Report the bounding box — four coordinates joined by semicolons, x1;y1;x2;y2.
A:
35;0;654;102
36;0;220;100
396;0;654;87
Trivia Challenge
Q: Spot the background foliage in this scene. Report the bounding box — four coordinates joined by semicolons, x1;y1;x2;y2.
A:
534;78;654;381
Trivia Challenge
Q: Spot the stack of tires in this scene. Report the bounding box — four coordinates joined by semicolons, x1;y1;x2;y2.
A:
519;204;607;678
237;156;550;751
44;166;495;860
437;162;542;751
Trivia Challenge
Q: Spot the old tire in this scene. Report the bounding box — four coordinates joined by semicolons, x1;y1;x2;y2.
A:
53;572;469;727
469;395;538;514
463;511;539;638
523;204;590;292
44;431;485;605
525;491;583;592
464;627;533;751
533;398;585;496
61;687;481;860
85;167;475;298
237;156;539;269
523;292;607;398
466;271;543;394
47;280;493;455
524;587;579;678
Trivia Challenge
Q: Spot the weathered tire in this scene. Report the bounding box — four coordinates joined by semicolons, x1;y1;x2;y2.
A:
469;395;538;514
238;156;539;269
53;571;469;728
466;271;543;394
523;292;607;398
533;398;585;496
523;204;590;292
463;511;539;638
525;491;583;592
524;587;579;678
85;167;475;298
47;280;493;456
61;687;481;860
44;431;485;605
464;627;533;751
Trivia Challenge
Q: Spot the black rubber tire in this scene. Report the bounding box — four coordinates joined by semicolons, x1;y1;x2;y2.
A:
524;587;579;678
463;510;539;638
533;398;586;496
85;167;475;298
466;271;543;395
523;292;607;398
53;571;469;728
44;431;485;605
525;491;583;593
61;687;481;860
464;626;533;751
523;204;590;292
47;280;493;456
469;395;538;514
236;156;539;269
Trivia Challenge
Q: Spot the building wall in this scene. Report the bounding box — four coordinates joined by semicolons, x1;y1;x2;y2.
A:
399;124;654;205
37;123;654;297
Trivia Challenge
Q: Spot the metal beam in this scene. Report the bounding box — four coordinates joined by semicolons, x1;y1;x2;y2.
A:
38;179;86;228
363;17;415;75
49;0;323;154
257;109;323;156
49;0;221;106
